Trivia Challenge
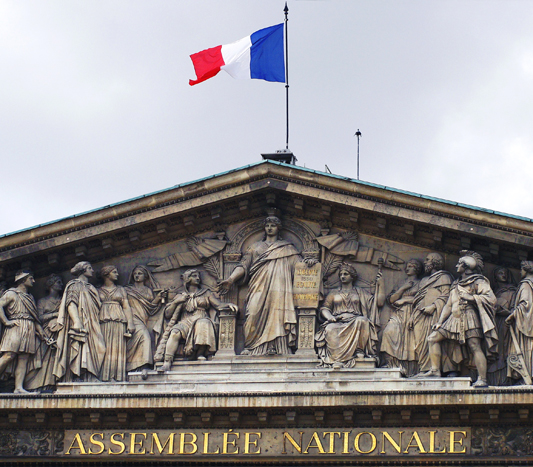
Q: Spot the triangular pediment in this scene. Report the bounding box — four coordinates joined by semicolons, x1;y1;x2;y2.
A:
0;161;531;282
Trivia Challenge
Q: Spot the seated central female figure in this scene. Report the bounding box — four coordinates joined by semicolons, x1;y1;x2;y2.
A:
315;263;385;368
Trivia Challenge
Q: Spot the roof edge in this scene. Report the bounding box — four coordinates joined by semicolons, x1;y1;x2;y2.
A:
1;160;532;248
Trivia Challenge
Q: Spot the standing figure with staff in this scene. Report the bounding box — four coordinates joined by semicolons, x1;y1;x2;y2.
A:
315;260;385;368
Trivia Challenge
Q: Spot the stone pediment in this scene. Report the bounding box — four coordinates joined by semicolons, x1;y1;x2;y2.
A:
1;161;533;465
0;160;531;280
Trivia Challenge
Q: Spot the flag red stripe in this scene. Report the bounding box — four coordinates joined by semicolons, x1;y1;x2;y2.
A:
189;45;225;86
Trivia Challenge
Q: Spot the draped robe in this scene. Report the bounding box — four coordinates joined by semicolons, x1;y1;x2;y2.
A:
240;239;300;354
381;280;420;375
411;270;453;372
53;280;105;382
488;284;516;385
125;285;162;371
509;279;533;378
438;274;498;367
315;286;379;367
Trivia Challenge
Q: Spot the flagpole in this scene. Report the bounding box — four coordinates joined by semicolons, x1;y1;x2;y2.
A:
284;2;289;150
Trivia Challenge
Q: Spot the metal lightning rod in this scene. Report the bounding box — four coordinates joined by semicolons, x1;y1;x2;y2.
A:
354;129;362;180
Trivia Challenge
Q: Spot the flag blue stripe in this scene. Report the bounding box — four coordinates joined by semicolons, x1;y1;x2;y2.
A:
250;24;285;83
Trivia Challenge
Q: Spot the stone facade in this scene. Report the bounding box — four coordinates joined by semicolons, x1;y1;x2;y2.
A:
0;161;532;465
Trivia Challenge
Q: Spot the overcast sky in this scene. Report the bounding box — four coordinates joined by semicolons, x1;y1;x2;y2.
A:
1;0;533;235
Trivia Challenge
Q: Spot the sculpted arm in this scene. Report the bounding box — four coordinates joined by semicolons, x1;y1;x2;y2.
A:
217;266;245;295
320;293;336;322
121;294;135;334
506;283;533;325
164;293;188;319
0;292;17;327
208;294;238;314
389;281;413;305
67;301;85;333
38;301;59;322
433;299;452;330
422;282;451;316
218;245;254;295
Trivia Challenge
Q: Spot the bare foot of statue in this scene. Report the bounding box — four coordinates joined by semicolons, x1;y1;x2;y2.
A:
241;349;251;356
416;369;441;378
197;355;207;361
14;388;29;394
355;350;365;358
160;360;172;372
332;362;344;370
472;378;488;388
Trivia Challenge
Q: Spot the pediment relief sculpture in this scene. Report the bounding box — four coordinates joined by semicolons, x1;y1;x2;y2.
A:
0;208;529;392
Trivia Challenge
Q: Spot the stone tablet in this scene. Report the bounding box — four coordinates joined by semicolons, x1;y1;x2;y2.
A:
293;262;321;308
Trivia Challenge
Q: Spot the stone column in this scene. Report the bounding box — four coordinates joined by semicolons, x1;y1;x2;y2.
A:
213;252;242;358
296;308;317;356
216;308;237;358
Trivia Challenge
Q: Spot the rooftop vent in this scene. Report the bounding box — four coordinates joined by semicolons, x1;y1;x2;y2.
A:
261;149;297;165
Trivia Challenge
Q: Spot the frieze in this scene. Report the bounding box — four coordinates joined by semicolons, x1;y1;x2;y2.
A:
0;426;533;462
0;215;530;391
10;427;533;459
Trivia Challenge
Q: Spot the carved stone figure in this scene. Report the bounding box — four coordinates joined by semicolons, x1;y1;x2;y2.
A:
421;251;498;387
0;271;44;393
410;253;453;374
25;274;63;391
488;266;517;386
125;265;165;375
315;262;385;368
381;259;423;376
156;269;237;370
218;216;315;356
53;261;106;382
97;266;134;382
505;261;533;384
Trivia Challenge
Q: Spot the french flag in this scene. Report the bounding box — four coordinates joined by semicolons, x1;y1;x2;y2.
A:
189;24;285;86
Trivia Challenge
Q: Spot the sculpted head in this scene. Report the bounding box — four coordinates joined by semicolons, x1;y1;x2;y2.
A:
14;270;35;288
182;268;201;287
263;216;282;238
45;274;63;292
457;250;484;274
424;253;444;274
406;259;423;277
131;266;148;284
521;261;533;279
128;265;159;289
71;261;93;278
338;263;358;284
100;265;119;282
493;266;514;285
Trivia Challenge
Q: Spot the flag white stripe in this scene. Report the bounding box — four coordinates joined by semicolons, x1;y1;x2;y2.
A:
221;36;252;79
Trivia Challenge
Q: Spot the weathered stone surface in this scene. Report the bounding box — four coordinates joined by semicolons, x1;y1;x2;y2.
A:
0;161;533;464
